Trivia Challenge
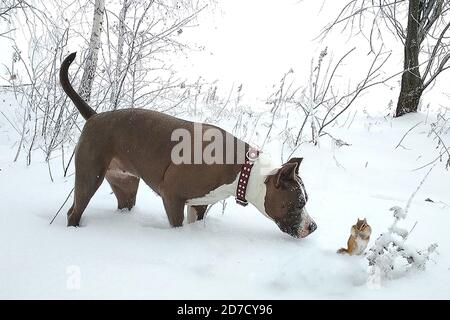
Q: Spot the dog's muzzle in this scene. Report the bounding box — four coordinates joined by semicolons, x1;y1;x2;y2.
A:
297;209;317;238
278;208;317;238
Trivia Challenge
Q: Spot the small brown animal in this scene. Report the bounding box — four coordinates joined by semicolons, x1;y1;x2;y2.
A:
337;218;372;256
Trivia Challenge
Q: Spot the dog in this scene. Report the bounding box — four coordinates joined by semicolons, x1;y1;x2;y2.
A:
59;52;317;238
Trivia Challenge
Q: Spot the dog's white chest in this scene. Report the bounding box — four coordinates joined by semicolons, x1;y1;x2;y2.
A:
185;154;278;222
186;177;238;206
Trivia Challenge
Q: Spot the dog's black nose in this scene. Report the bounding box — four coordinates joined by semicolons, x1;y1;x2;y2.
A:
308;221;317;233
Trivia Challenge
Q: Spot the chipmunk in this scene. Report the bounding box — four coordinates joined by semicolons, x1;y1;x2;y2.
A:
337;218;372;256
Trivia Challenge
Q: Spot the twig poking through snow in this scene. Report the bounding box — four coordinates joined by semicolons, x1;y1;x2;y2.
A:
49;187;74;225
429;128;450;169
405;163;436;215
395;121;422;150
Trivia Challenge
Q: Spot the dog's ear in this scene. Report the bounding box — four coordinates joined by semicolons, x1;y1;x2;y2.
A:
285;157;303;175
274;162;298;188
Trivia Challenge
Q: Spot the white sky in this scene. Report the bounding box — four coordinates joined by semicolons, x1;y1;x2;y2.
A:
175;0;365;98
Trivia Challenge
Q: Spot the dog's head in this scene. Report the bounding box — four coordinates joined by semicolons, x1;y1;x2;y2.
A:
263;158;316;238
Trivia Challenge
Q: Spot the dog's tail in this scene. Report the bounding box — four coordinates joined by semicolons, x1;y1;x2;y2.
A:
337;248;348;254
59;52;96;120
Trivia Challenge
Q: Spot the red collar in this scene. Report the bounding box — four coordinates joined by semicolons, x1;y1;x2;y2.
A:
235;148;259;206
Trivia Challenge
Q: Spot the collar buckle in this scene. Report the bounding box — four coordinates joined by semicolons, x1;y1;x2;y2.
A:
235;198;249;206
246;148;259;163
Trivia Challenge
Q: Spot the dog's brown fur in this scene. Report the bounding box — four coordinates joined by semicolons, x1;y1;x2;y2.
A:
61;53;246;227
60;52;316;238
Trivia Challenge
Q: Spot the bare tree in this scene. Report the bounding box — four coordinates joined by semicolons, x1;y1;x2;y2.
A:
3;0;213;175
110;0;130;109
102;0;208;111
4;10;74;173
321;0;450;117
263;47;391;150
78;0;105;103
0;0;25;38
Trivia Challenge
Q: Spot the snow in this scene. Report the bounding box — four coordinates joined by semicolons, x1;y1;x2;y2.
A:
1;89;449;299
1;0;450;300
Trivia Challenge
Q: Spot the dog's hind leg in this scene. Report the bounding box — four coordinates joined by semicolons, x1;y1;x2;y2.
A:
187;205;208;223
162;196;185;227
106;173;140;211
67;140;110;227
68;167;107;227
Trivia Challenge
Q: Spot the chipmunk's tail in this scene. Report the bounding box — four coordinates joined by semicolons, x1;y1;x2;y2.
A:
337;248;348;254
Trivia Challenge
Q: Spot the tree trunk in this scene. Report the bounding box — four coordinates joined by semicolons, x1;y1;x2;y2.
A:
79;0;105;103
111;0;129;109
395;0;423;117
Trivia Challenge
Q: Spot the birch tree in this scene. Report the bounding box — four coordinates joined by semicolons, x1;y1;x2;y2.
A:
110;0;130;109
104;0;210;110
79;0;105;103
4;0;212;169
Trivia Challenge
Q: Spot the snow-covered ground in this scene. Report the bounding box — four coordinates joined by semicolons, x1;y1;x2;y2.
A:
1;88;449;299
1;0;450;300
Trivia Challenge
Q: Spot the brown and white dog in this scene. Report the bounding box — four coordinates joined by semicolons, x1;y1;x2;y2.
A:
60;52;317;238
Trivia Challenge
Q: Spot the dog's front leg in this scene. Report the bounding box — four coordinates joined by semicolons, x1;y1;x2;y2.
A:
187;205;208;223
162;196;185;227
